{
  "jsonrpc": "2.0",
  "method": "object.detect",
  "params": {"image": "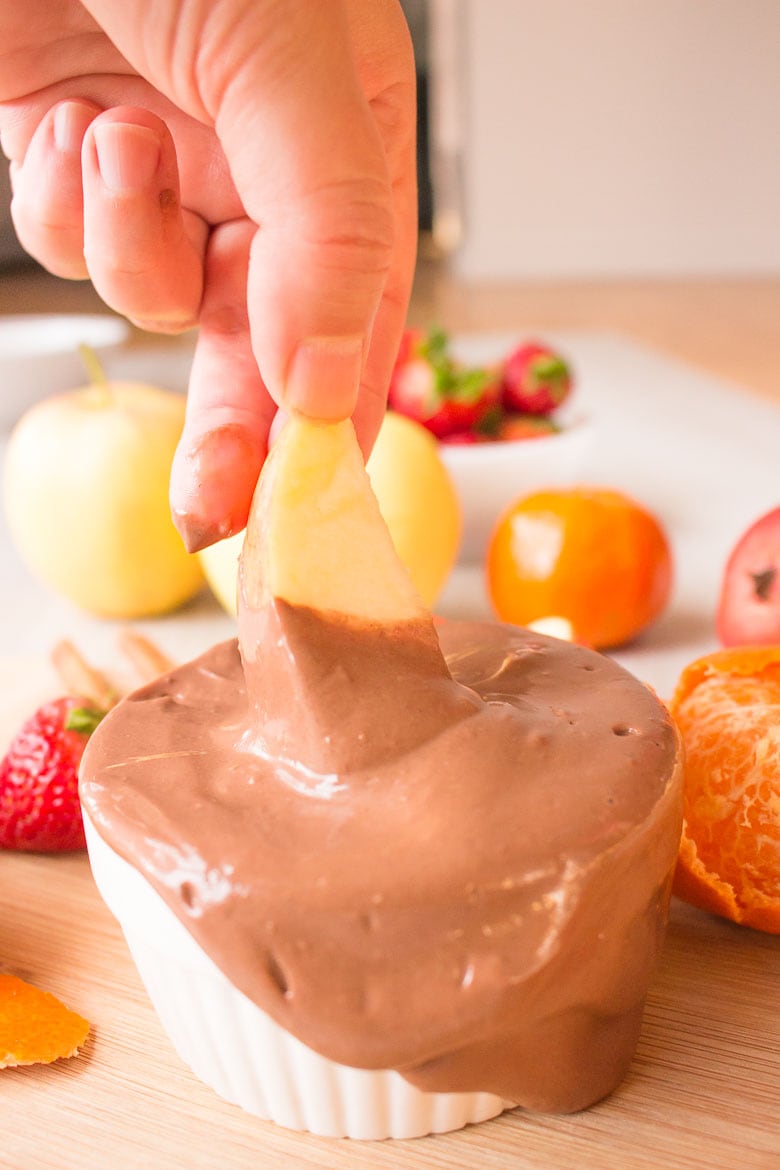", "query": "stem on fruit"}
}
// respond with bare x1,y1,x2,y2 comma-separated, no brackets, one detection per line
117,628,175,683
51,640,118,710
78,343,113,407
